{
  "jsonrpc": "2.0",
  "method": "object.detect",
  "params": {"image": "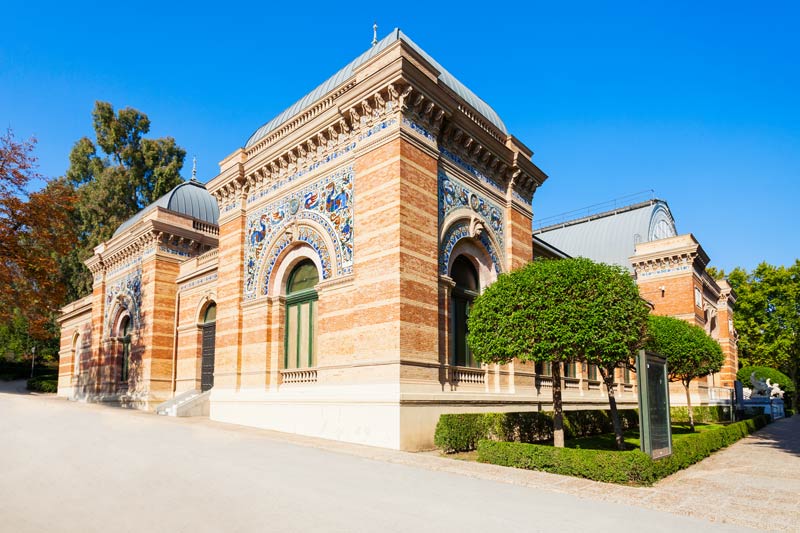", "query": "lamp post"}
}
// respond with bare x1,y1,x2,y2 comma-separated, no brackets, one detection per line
30,345,36,378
